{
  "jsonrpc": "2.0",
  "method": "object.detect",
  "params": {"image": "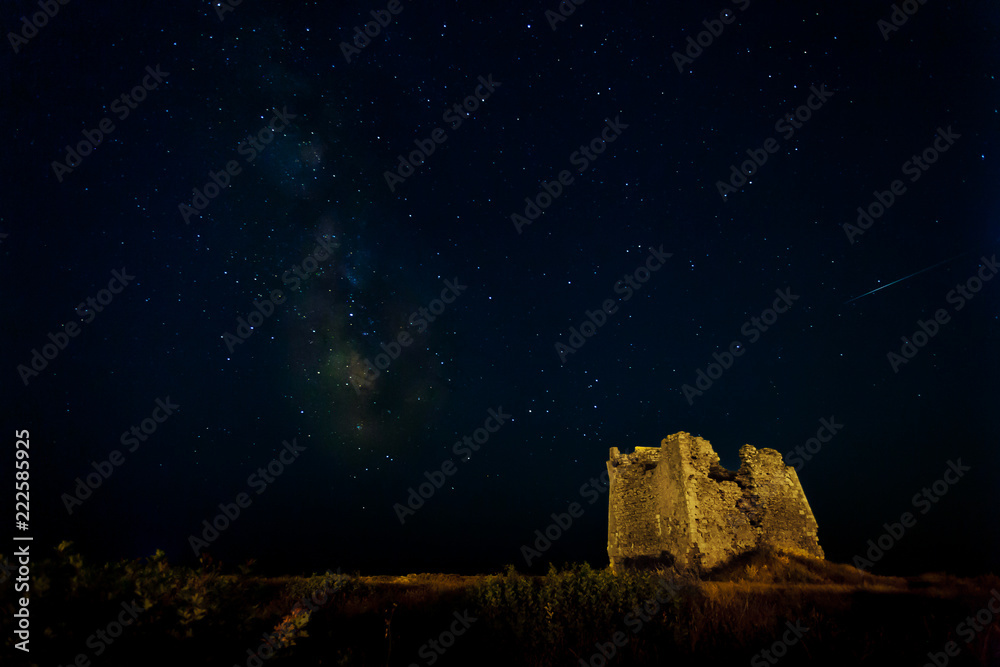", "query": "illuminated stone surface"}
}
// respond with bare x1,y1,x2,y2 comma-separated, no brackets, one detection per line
607,432,823,574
